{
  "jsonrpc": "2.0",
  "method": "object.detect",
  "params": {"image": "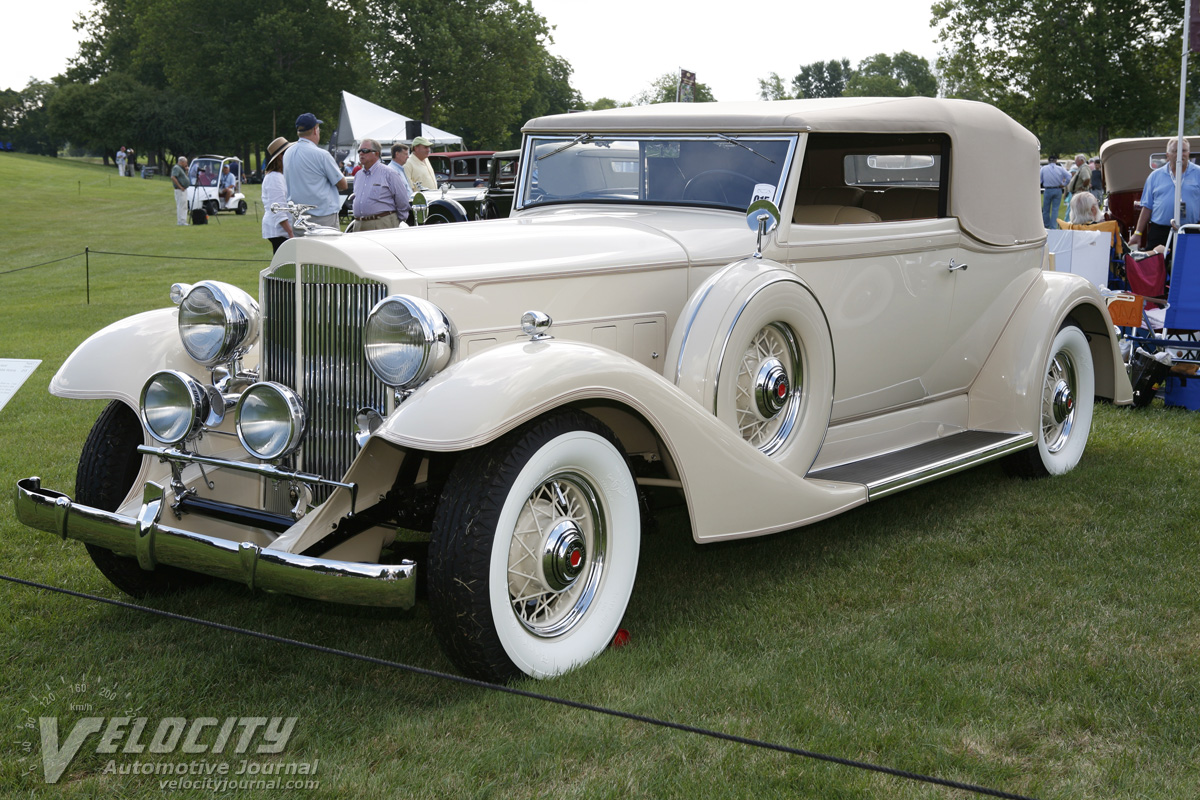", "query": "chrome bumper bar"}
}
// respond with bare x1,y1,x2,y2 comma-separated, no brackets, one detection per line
14,477,415,609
